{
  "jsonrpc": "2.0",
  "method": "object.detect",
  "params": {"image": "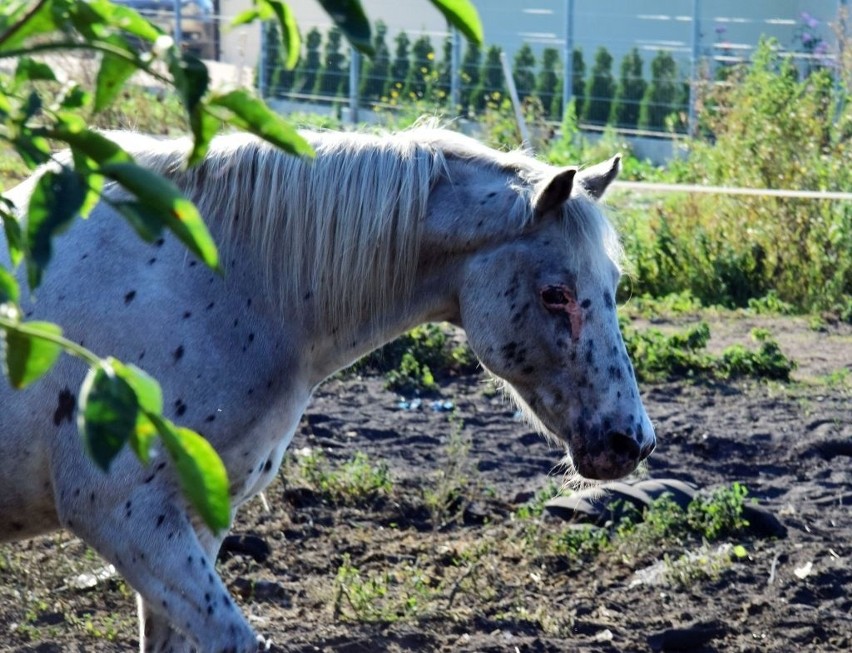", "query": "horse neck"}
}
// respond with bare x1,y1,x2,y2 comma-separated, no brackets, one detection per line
301,256,465,386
